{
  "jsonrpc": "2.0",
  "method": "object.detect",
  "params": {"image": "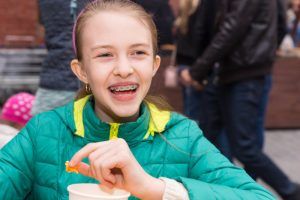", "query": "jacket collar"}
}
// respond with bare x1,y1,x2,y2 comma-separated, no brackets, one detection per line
70,95,171,146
